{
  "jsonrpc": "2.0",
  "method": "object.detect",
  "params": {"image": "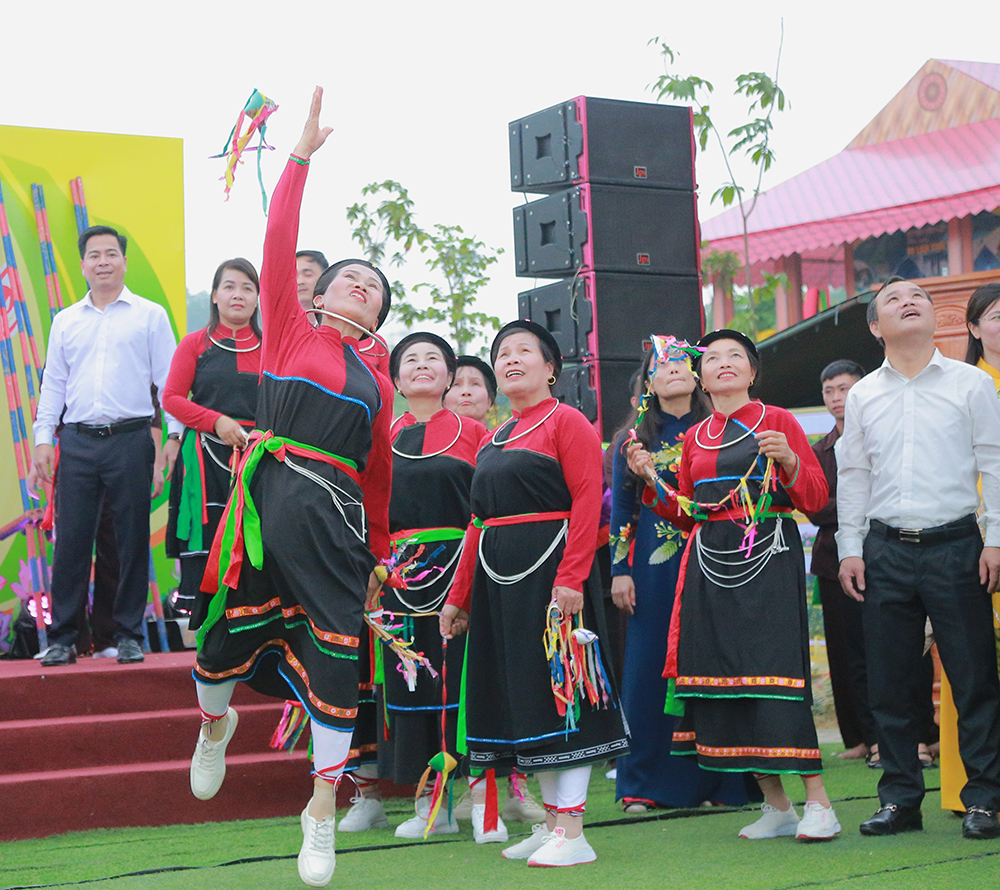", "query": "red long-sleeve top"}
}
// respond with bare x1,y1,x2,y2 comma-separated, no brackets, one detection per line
446,398,604,614
260,158,395,560
162,324,261,432
642,401,828,527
